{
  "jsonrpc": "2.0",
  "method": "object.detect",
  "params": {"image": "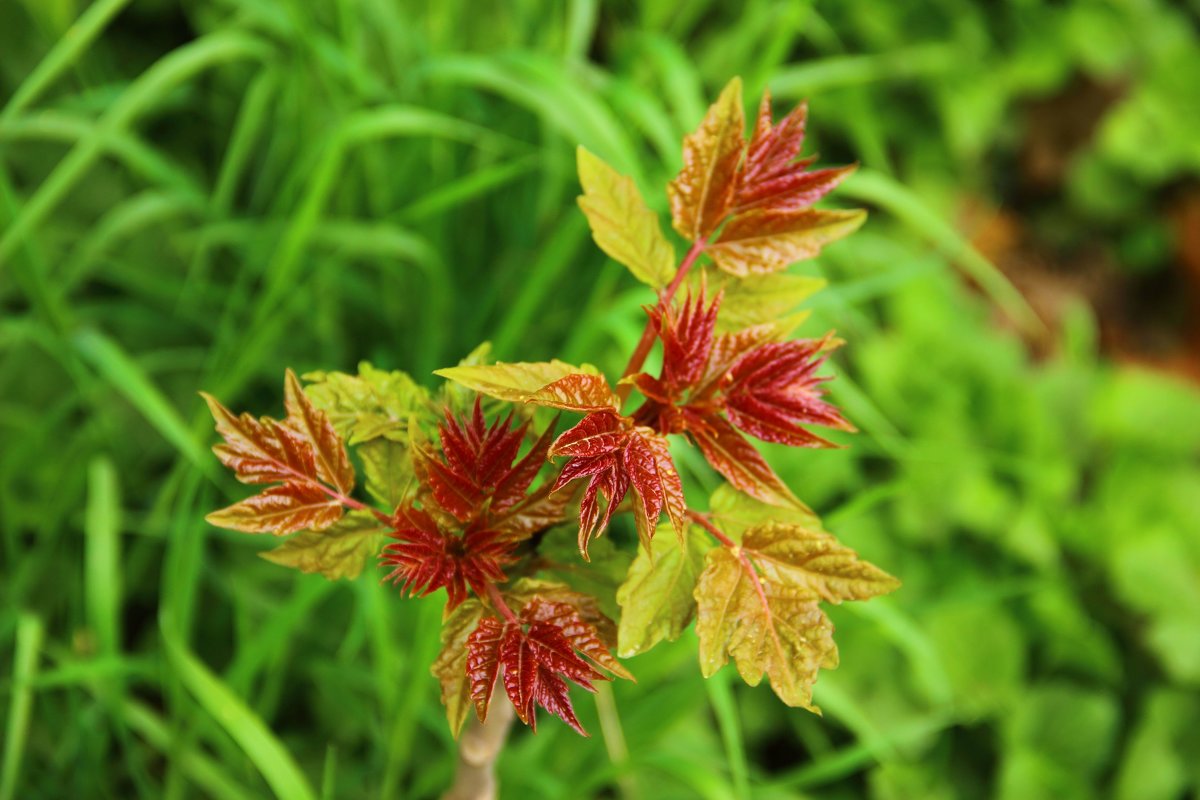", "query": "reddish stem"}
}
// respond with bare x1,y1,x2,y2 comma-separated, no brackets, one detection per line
485,582,519,624
616,239,707,403
686,509,736,548
687,510,786,659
